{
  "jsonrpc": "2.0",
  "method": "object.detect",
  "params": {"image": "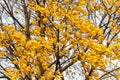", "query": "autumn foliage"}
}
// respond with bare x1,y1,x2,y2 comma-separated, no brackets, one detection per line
0,0,120,80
